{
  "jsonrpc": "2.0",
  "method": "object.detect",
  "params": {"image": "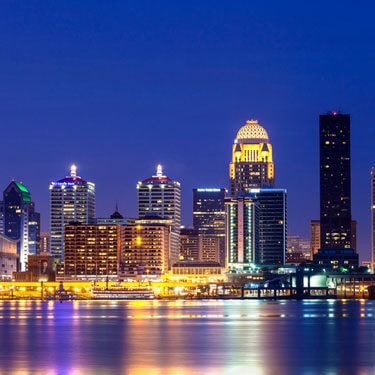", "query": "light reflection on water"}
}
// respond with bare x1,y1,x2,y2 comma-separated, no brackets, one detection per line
0,300,374,374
